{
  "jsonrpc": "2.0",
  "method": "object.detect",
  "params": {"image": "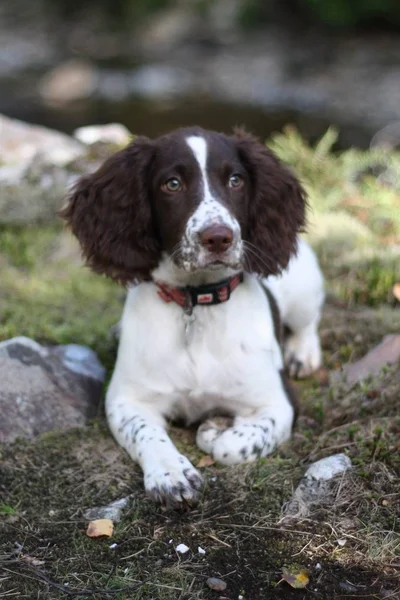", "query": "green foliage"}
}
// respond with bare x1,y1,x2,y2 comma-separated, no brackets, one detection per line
0,225,121,372
304,0,400,28
268,126,400,306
